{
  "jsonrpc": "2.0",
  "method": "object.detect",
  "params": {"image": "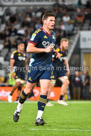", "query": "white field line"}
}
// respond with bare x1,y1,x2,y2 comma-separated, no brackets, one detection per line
29,128,91,132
